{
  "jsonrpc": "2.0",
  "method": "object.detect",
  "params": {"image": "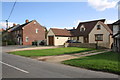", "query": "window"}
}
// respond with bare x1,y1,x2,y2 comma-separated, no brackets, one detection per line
34,22,36,24
97,25,101,30
26,37,29,42
36,29,38,33
80,27,85,31
95,34,103,41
